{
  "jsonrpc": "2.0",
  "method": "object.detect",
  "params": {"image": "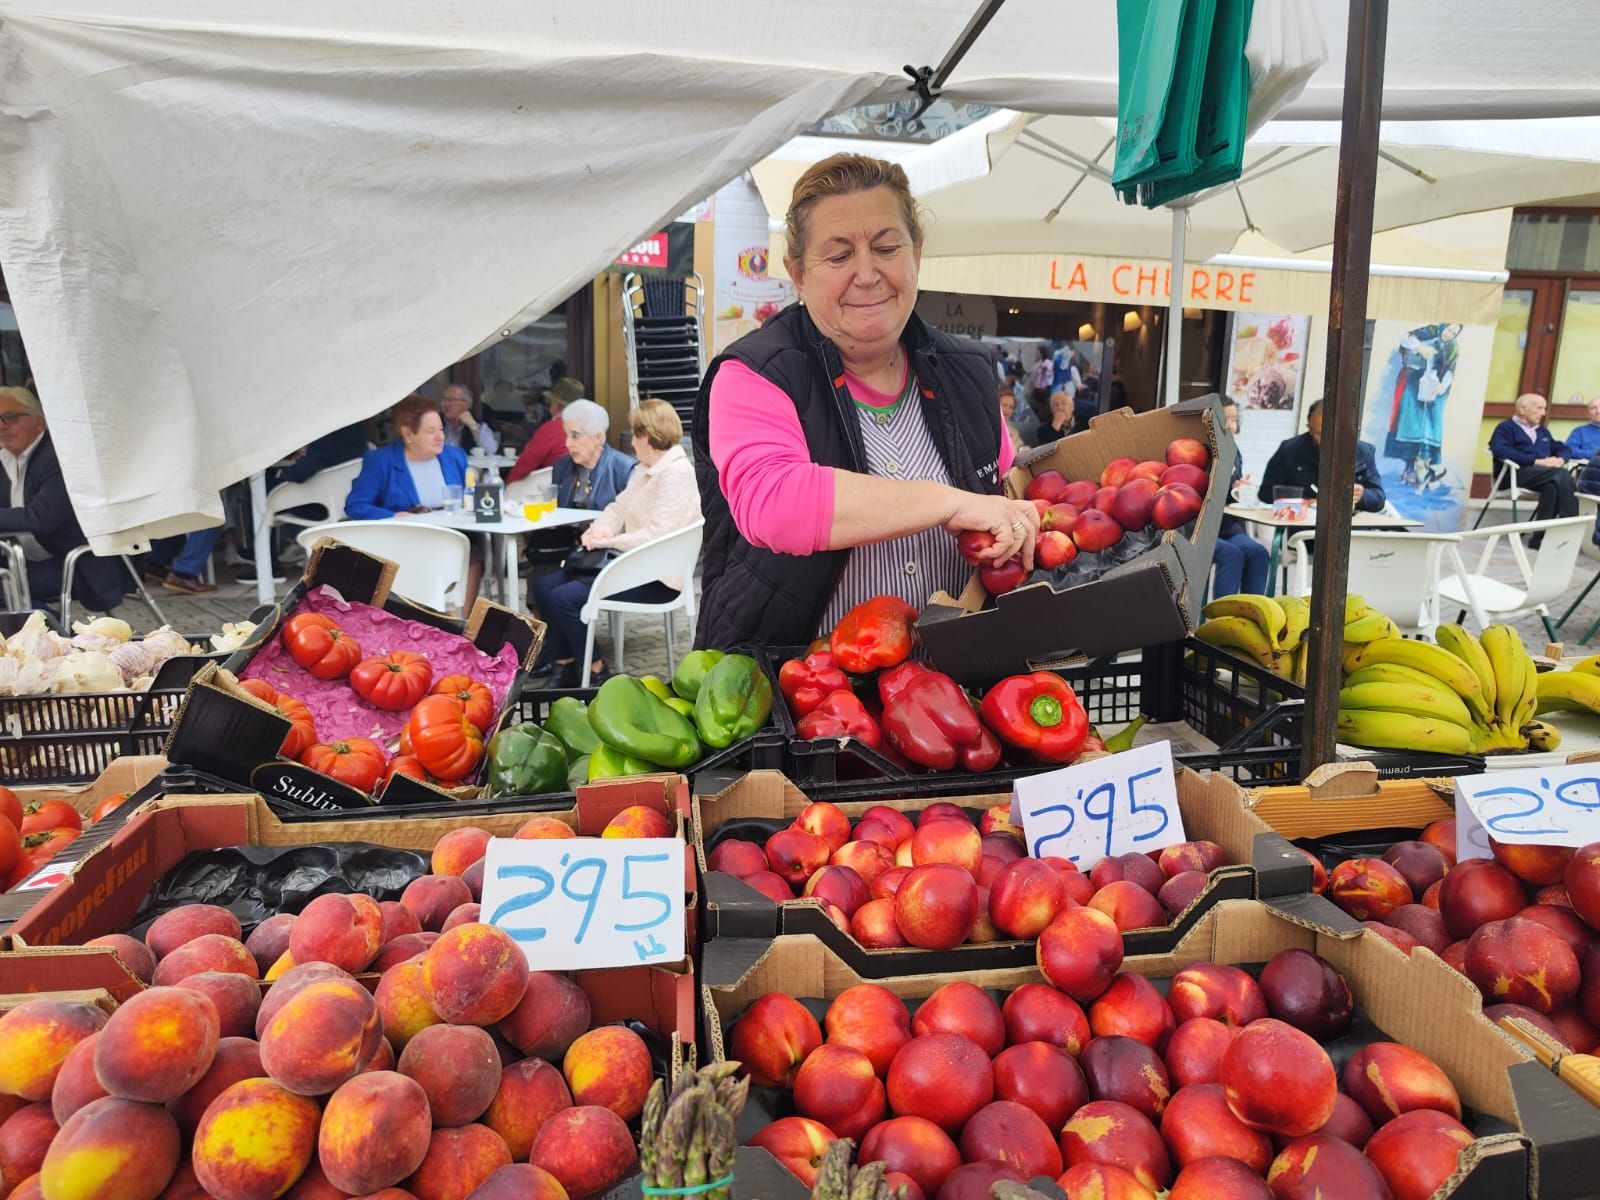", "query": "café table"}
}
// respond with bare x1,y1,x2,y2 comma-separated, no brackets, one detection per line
1223,505,1424,597
401,506,595,607
467,452,518,474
